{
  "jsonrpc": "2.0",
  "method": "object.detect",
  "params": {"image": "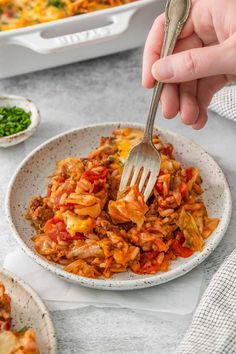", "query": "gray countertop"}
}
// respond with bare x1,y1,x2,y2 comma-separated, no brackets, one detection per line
0,47,236,353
